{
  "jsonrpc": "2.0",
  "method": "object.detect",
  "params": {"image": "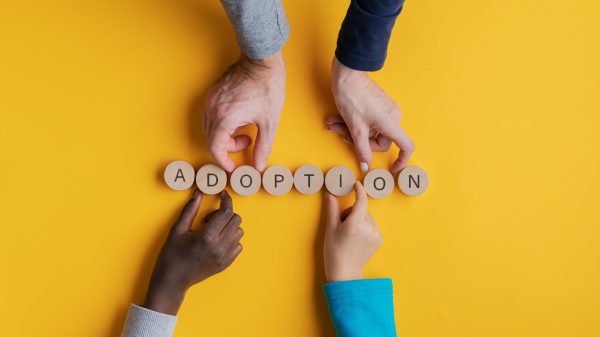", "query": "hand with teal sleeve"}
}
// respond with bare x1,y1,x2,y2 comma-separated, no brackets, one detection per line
323,182,397,337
